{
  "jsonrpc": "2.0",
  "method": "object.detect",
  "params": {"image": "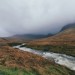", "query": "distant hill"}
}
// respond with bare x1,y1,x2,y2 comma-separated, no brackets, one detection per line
8,23,75,40
28,23,75,46
13,34,53,40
